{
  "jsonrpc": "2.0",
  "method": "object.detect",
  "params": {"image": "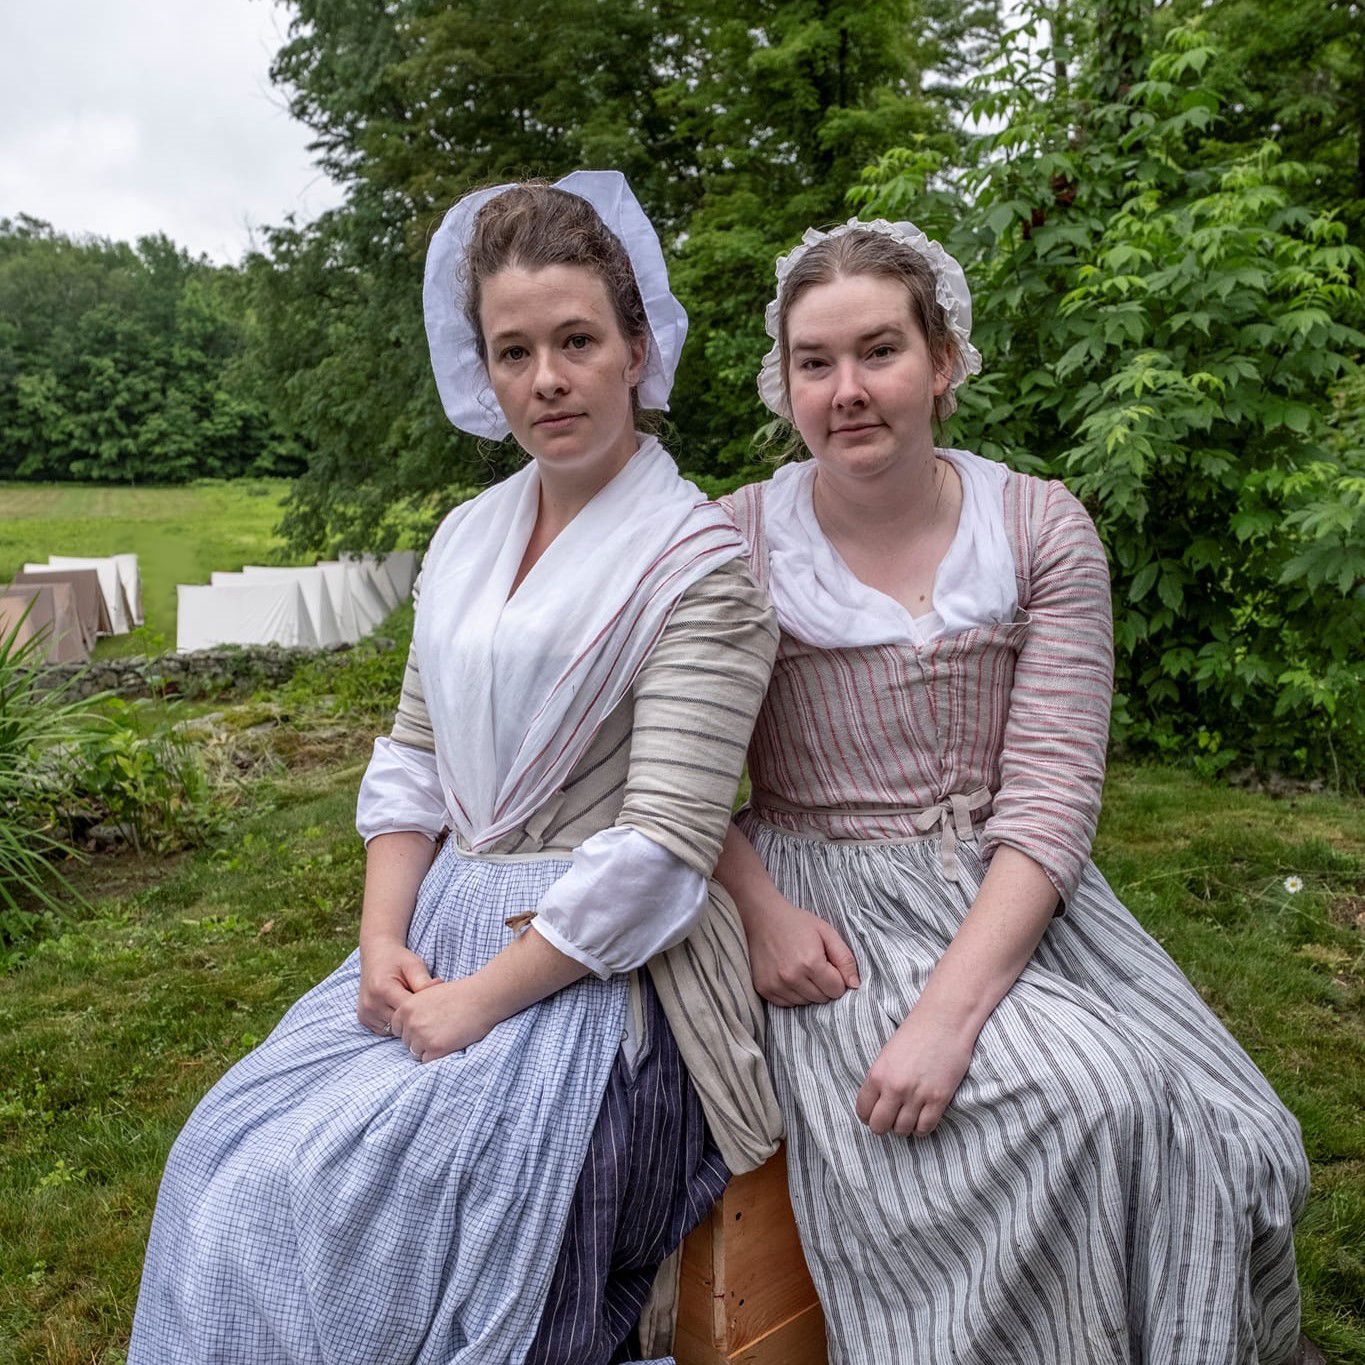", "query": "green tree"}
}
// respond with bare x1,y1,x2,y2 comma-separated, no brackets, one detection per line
254,0,978,546
854,10,1365,780
1160,0,1365,242
0,219,299,484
